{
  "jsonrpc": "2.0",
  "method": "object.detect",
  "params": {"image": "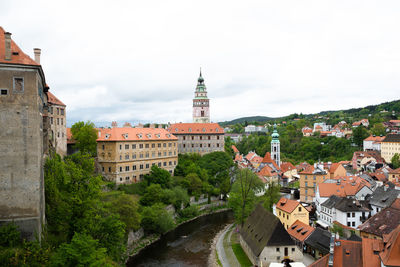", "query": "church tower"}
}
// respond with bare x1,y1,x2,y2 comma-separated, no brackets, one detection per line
271,124,280,167
192,70,210,123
